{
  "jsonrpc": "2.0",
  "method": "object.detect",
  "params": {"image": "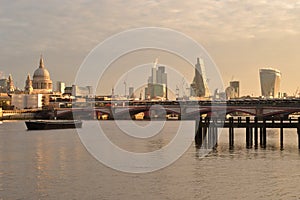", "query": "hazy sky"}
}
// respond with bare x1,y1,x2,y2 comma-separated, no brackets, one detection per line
0,0,300,96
